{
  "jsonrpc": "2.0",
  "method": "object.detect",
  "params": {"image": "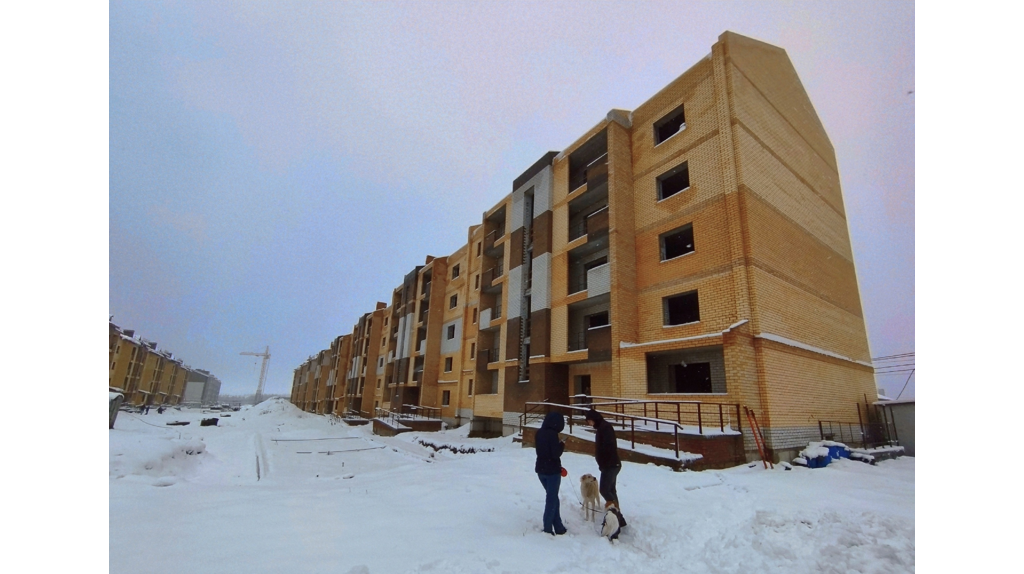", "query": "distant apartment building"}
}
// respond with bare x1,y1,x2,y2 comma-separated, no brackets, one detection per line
184,369,222,406
290,32,876,460
109,321,214,406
